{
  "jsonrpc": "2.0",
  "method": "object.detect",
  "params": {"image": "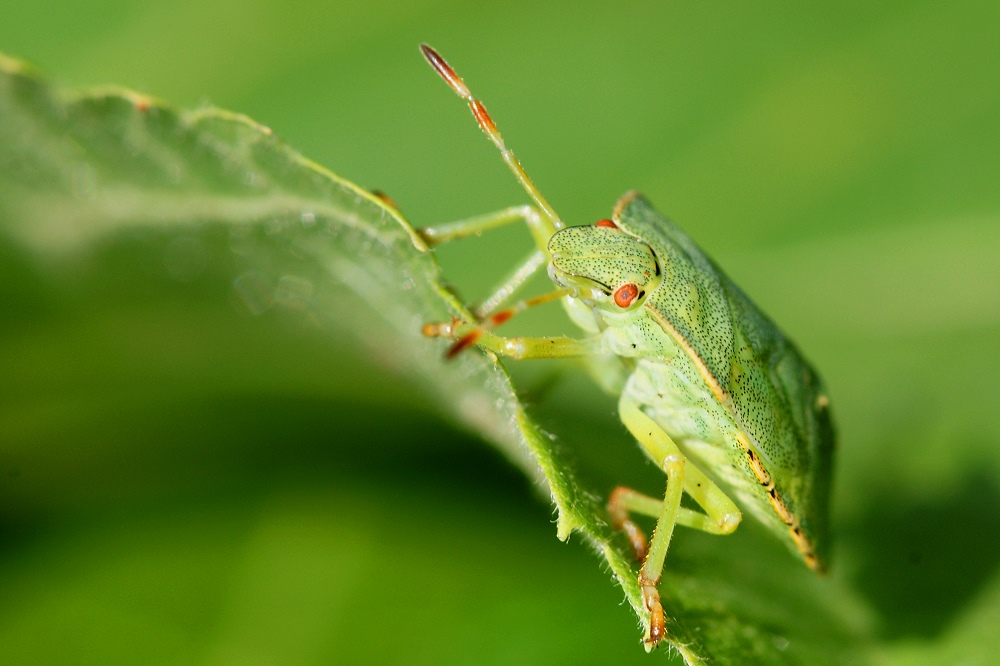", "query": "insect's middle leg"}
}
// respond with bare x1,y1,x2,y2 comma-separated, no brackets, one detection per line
474,248,546,319
419,206,557,320
424,318,598,359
